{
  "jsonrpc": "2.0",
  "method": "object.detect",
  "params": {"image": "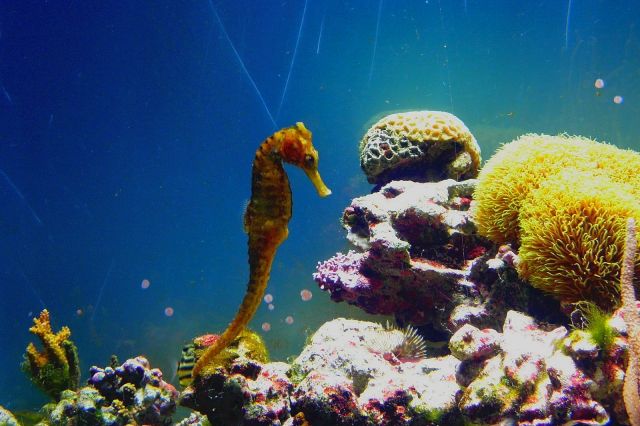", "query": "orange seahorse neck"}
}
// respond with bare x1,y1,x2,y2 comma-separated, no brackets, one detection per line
192,122,330,378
